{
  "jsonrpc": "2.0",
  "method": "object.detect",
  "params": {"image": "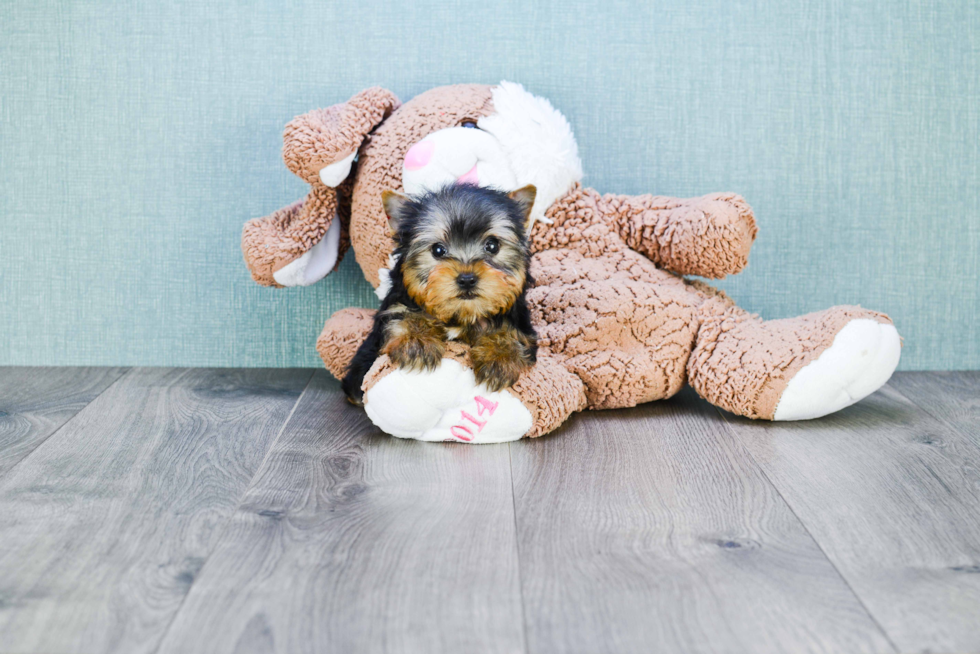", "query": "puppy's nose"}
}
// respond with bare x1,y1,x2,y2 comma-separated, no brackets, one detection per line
456,272,478,291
